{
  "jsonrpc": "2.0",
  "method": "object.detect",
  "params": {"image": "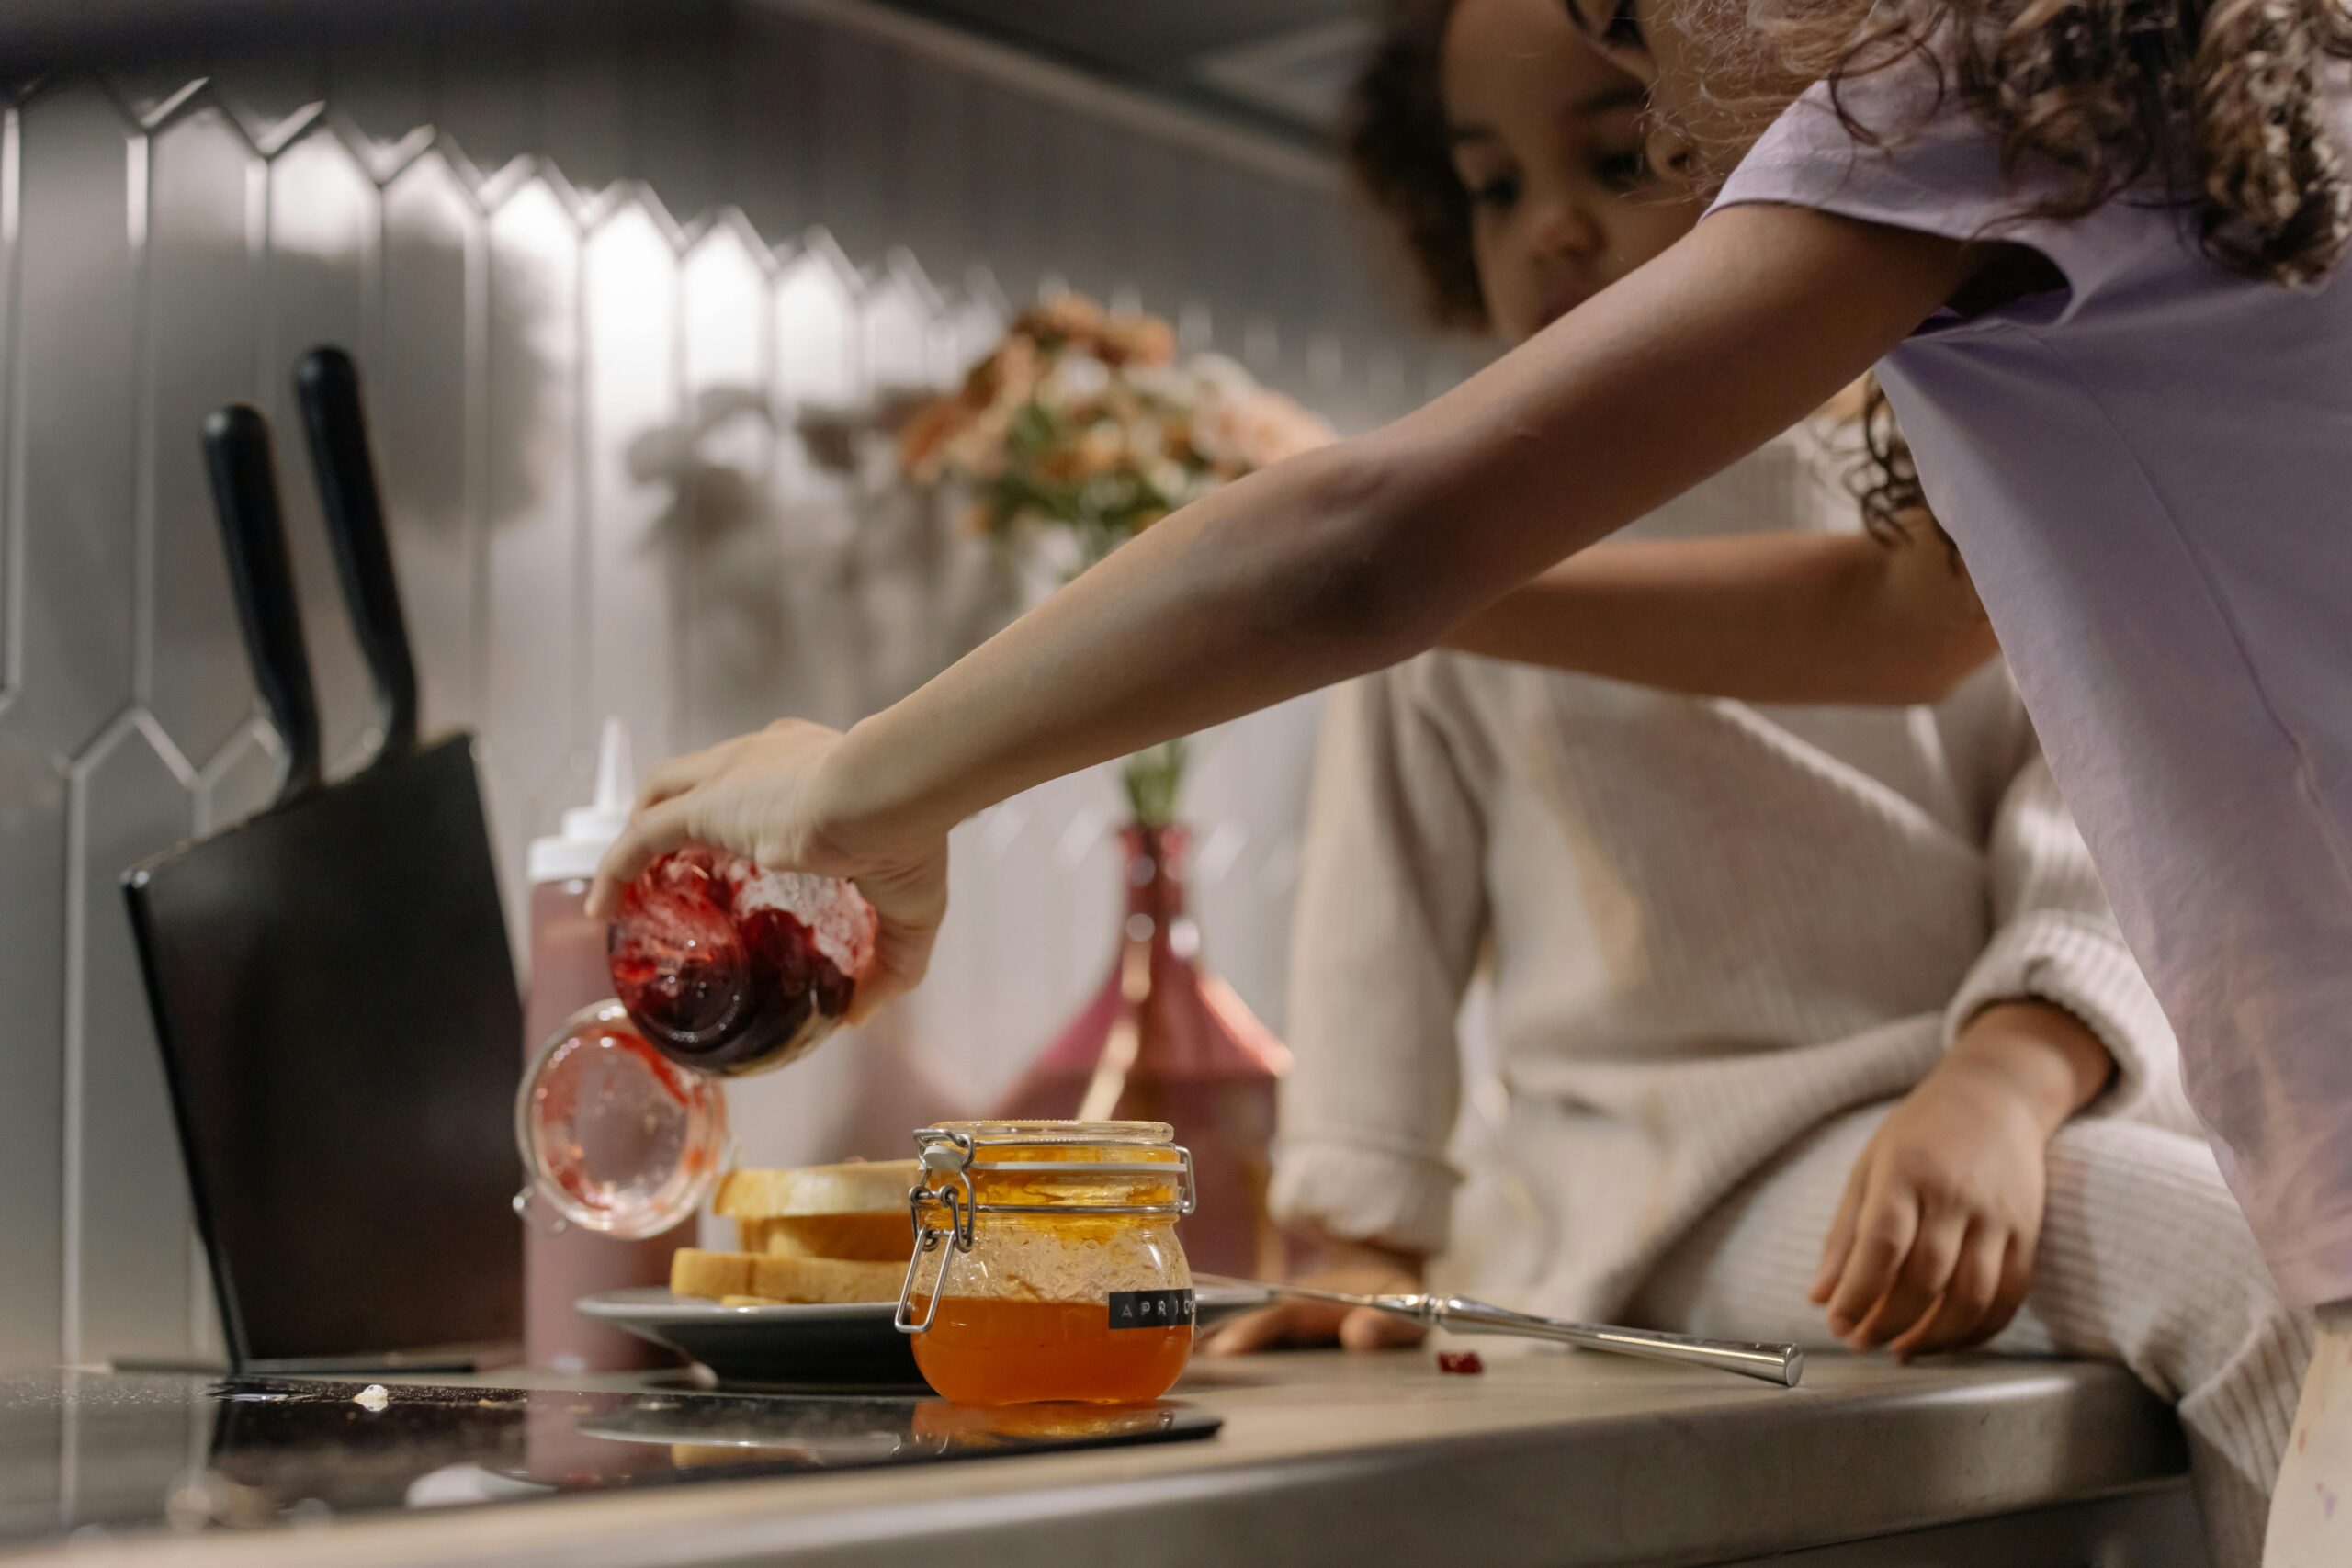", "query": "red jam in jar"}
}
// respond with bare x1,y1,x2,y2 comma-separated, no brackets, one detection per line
607,848,876,1076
